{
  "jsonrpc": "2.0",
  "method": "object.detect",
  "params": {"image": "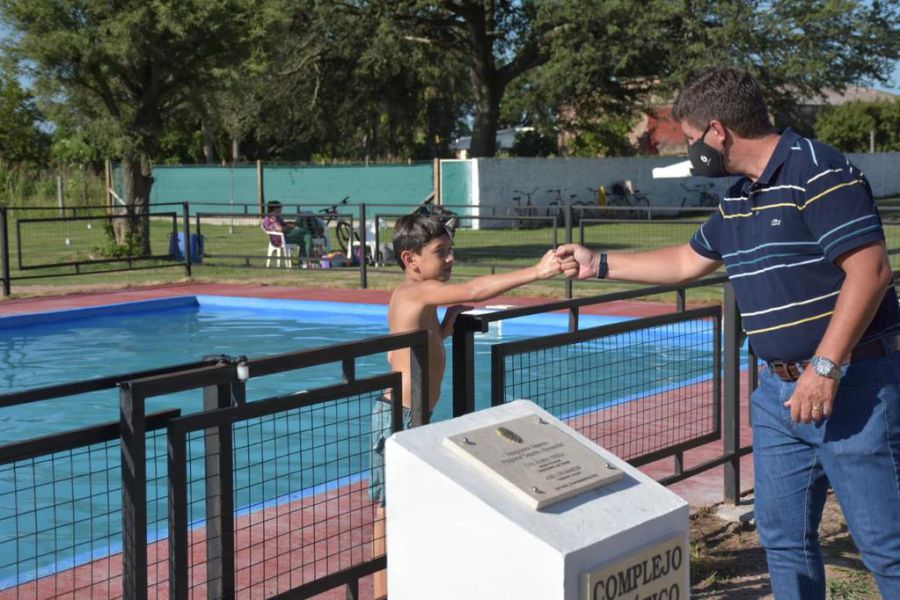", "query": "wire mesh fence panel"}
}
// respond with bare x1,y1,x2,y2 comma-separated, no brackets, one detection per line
171,384,395,599
493,309,720,466
578,218,708,254
5,206,186,281
0,418,173,600
0,441,122,600
197,209,356,269
146,428,174,597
